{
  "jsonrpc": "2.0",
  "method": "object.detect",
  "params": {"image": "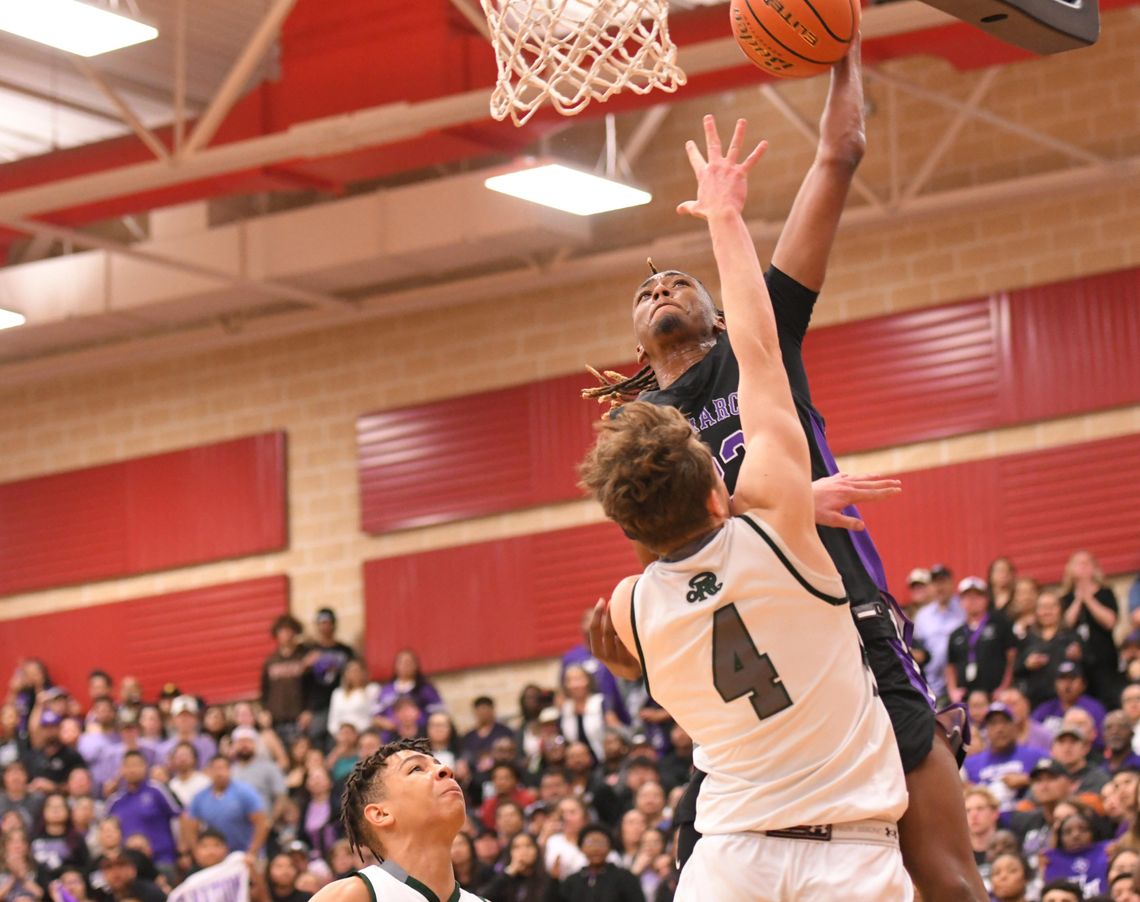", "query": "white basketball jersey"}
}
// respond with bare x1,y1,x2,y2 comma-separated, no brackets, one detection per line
628,514,907,835
356,862,485,902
